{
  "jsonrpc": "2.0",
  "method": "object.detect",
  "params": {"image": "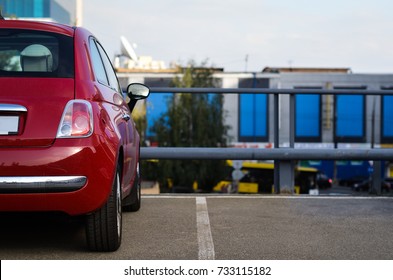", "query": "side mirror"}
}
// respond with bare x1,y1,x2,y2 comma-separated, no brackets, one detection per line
127,83,150,100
